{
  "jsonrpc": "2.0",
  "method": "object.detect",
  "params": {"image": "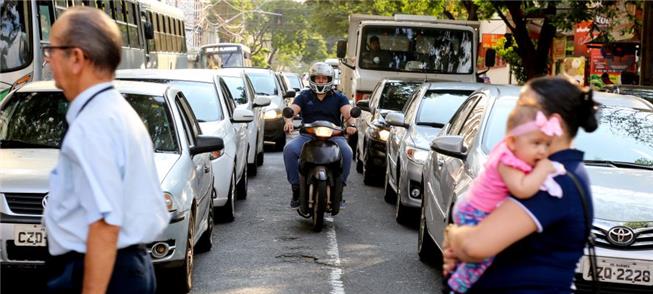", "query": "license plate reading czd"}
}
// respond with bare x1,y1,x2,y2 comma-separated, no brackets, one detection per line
13,224,47,247
582,256,653,286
